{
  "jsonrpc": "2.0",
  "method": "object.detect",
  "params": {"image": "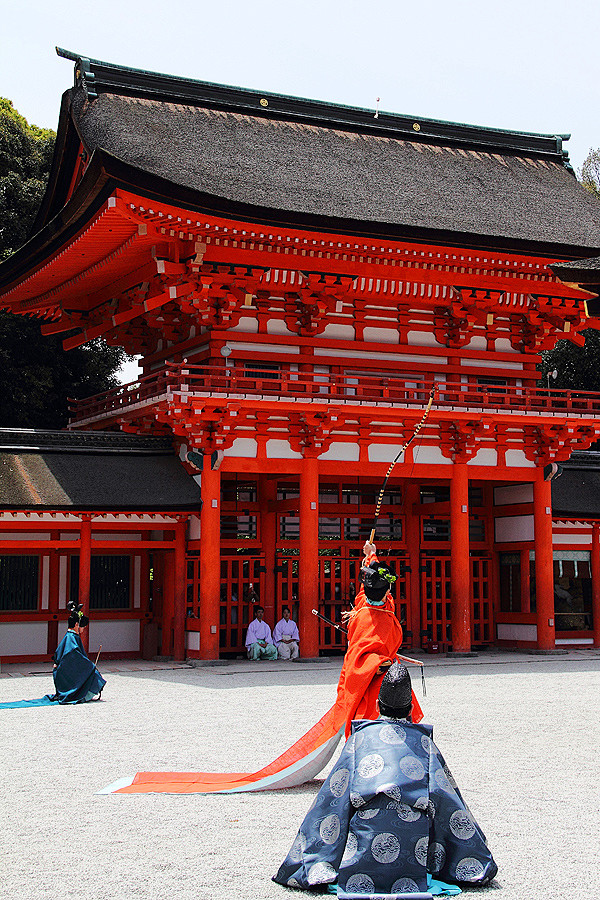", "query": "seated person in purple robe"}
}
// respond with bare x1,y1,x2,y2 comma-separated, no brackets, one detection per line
273,662,497,897
245,606,278,660
273,606,300,659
